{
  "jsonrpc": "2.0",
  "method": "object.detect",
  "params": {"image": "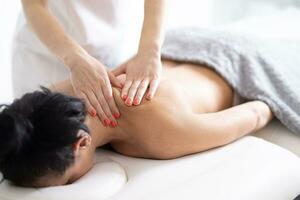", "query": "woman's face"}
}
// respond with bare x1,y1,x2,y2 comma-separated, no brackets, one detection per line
33,134,95,187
